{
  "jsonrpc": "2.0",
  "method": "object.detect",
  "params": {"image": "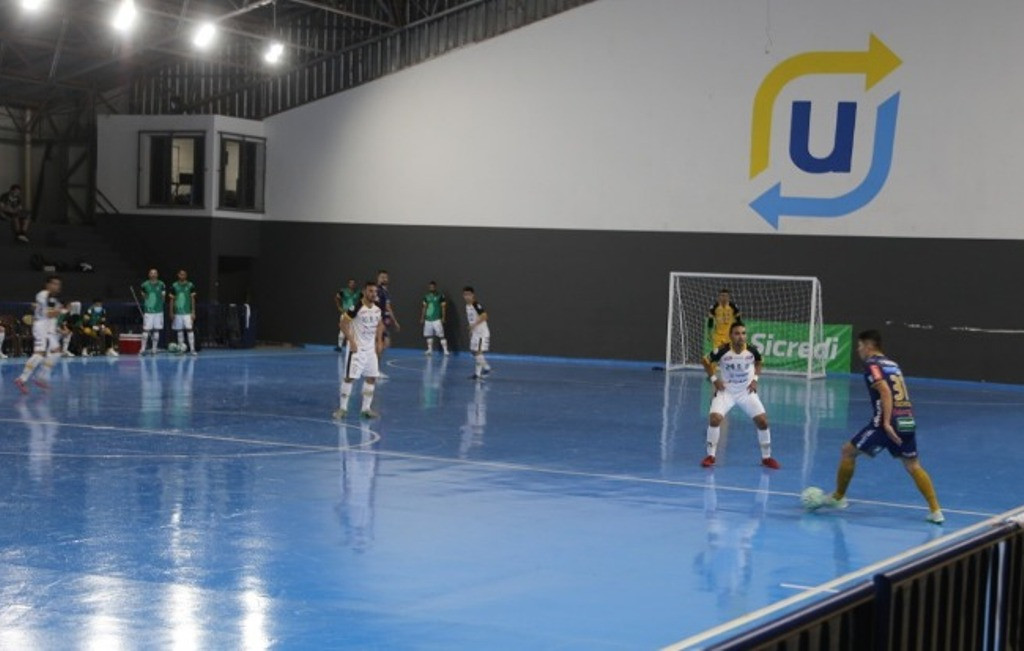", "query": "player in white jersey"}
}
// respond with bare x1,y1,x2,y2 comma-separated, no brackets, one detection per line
14,276,65,394
335,281,385,419
700,322,780,470
463,286,492,380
